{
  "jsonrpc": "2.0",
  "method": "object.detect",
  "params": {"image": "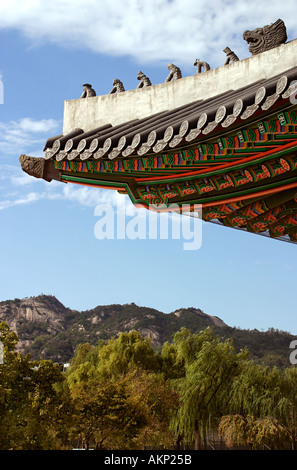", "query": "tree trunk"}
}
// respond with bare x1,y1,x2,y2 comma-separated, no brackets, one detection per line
175,435,183,450
194,421,201,450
